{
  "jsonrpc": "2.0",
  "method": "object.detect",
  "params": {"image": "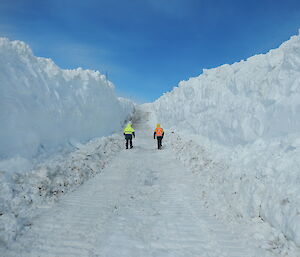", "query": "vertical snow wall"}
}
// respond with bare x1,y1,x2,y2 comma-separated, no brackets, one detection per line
0,38,134,161
151,32,300,145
